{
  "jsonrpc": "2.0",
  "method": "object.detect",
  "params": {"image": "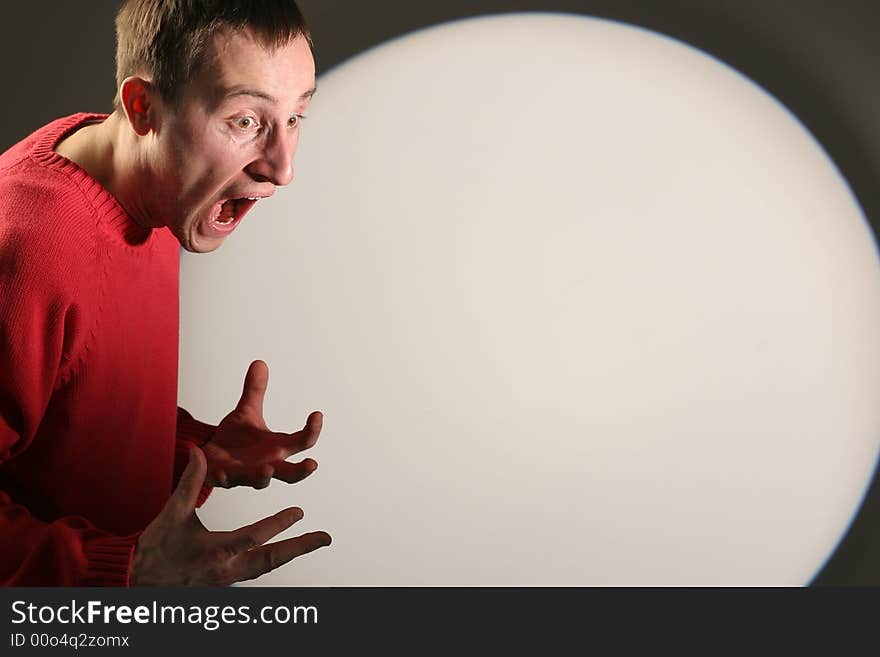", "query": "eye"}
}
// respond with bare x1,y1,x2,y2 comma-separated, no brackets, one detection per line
288,114,305,128
233,116,260,131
